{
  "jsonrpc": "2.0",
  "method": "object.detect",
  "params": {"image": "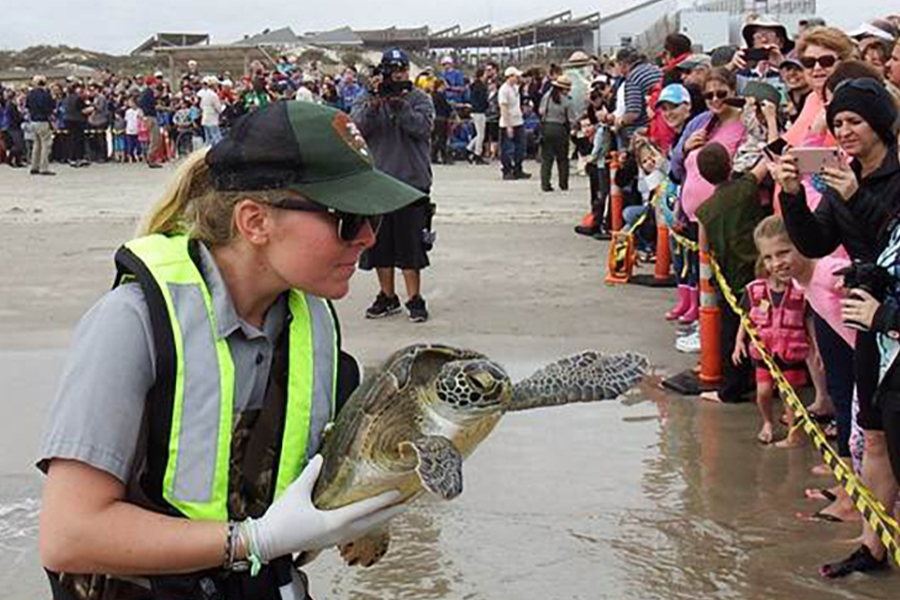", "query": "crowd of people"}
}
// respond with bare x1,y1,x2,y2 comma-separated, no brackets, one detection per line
572,13,900,580
8,9,900,585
